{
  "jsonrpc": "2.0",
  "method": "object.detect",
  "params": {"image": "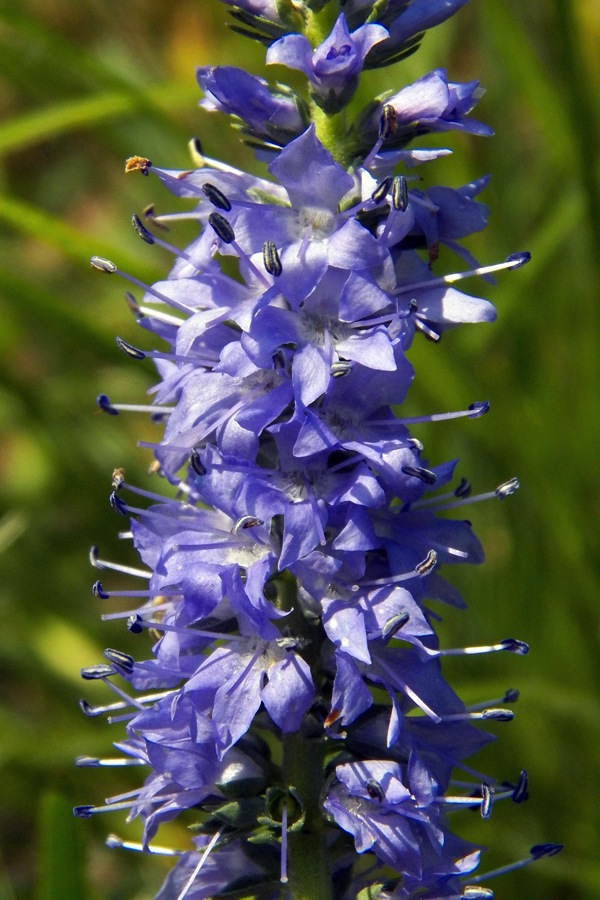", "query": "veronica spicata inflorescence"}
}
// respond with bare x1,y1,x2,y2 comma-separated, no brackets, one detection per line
75,2,562,899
